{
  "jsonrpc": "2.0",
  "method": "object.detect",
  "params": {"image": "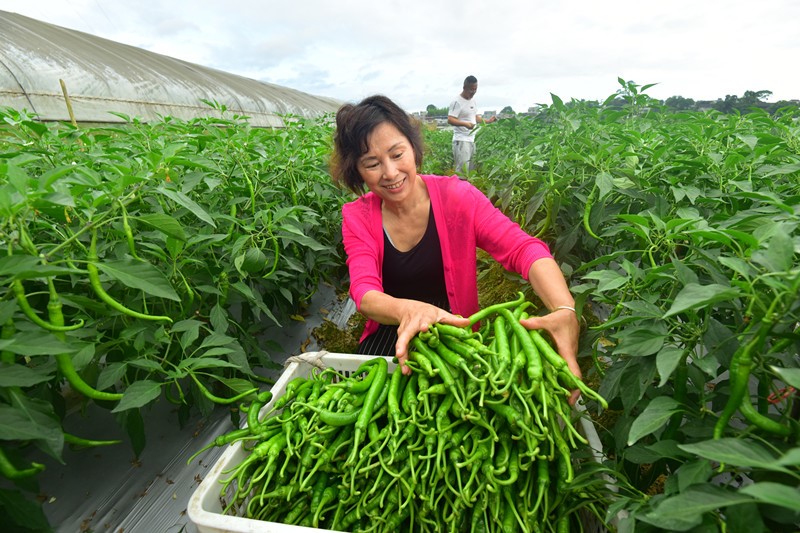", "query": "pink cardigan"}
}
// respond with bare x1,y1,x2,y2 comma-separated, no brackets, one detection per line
342,174,553,342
